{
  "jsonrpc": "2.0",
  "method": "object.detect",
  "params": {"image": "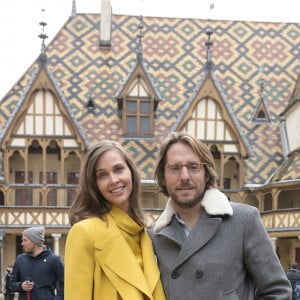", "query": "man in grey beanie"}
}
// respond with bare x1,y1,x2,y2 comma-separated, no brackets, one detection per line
22,226,45,247
10,226,64,300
